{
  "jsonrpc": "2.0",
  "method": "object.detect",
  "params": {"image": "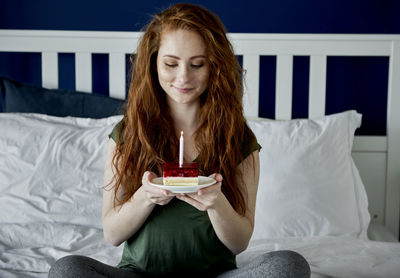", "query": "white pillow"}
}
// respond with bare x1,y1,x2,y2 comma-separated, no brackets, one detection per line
248,111,370,240
0,113,122,229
